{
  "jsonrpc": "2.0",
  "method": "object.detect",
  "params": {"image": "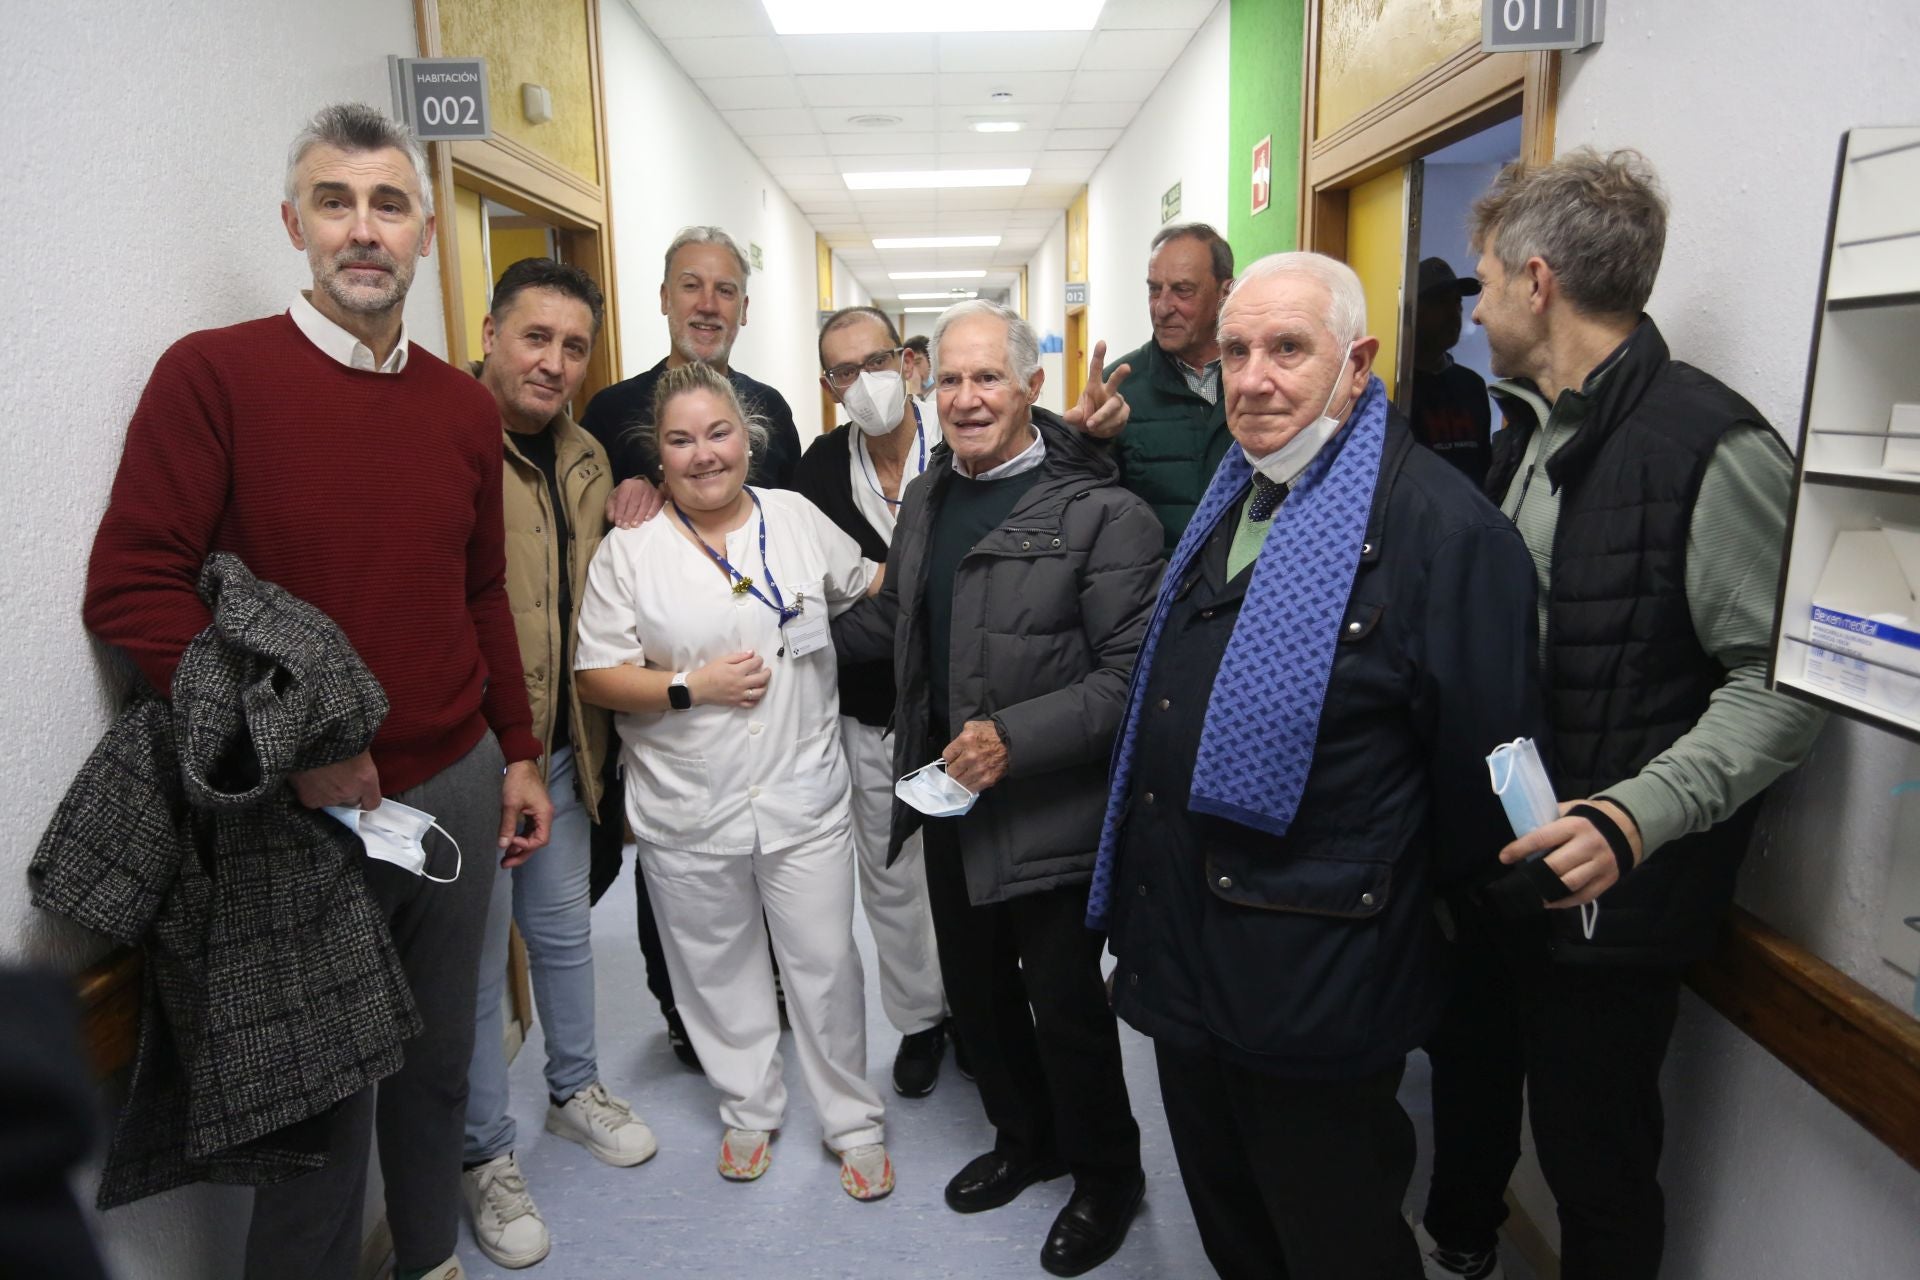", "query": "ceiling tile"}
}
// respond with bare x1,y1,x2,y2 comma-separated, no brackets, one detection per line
1065,70,1154,103
747,133,830,157
1050,100,1140,129
797,73,936,107
725,107,813,136
829,153,939,173
936,71,1075,106
624,0,774,39
930,133,1046,161
933,104,1060,133
782,34,937,74
1036,148,1107,168
662,36,789,78
1081,28,1187,72
762,155,842,176
1095,0,1220,29
698,76,805,111
826,131,939,156
935,32,1090,74
813,107,938,134
1043,128,1123,150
